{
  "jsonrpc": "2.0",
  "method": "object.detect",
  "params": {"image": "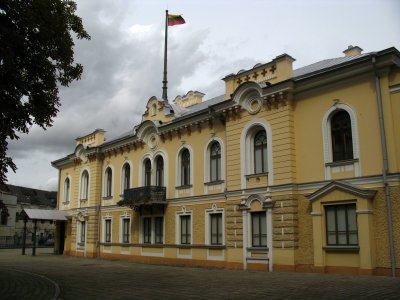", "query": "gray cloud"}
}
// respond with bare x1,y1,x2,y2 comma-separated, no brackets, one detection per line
6,0,400,189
